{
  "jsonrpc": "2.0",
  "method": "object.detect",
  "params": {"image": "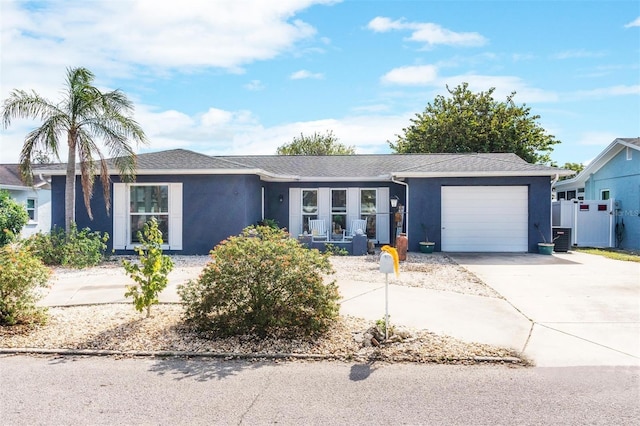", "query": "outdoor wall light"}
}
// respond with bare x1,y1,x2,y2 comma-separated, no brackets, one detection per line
278,194,284,203
390,195,399,208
